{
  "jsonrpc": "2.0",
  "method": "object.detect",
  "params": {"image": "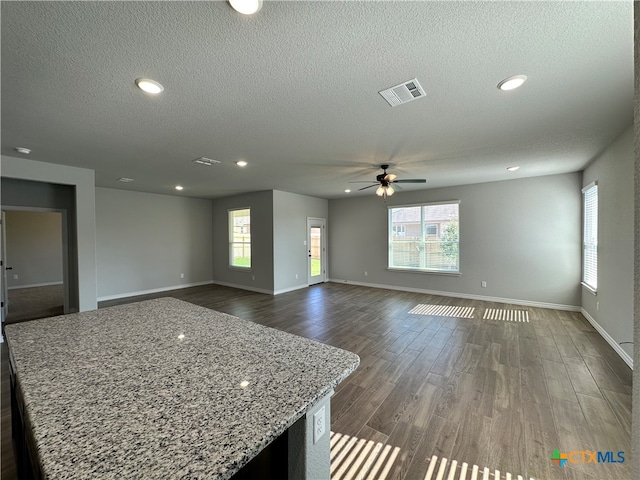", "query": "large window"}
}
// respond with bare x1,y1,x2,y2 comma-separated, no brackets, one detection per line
388,202,459,273
582,182,598,291
229,208,251,268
